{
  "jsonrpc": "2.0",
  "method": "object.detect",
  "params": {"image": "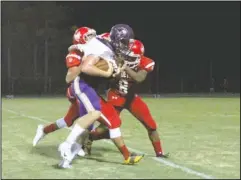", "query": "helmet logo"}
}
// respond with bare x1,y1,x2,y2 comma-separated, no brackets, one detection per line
116,27,127,38
74,31,81,41
141,46,144,54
